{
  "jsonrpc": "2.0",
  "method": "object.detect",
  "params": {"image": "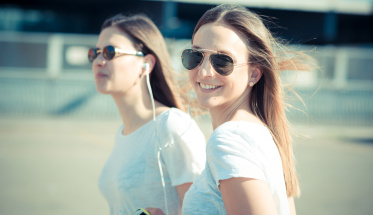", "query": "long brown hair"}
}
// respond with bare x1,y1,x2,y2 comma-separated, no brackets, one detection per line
101,14,186,111
192,4,314,197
